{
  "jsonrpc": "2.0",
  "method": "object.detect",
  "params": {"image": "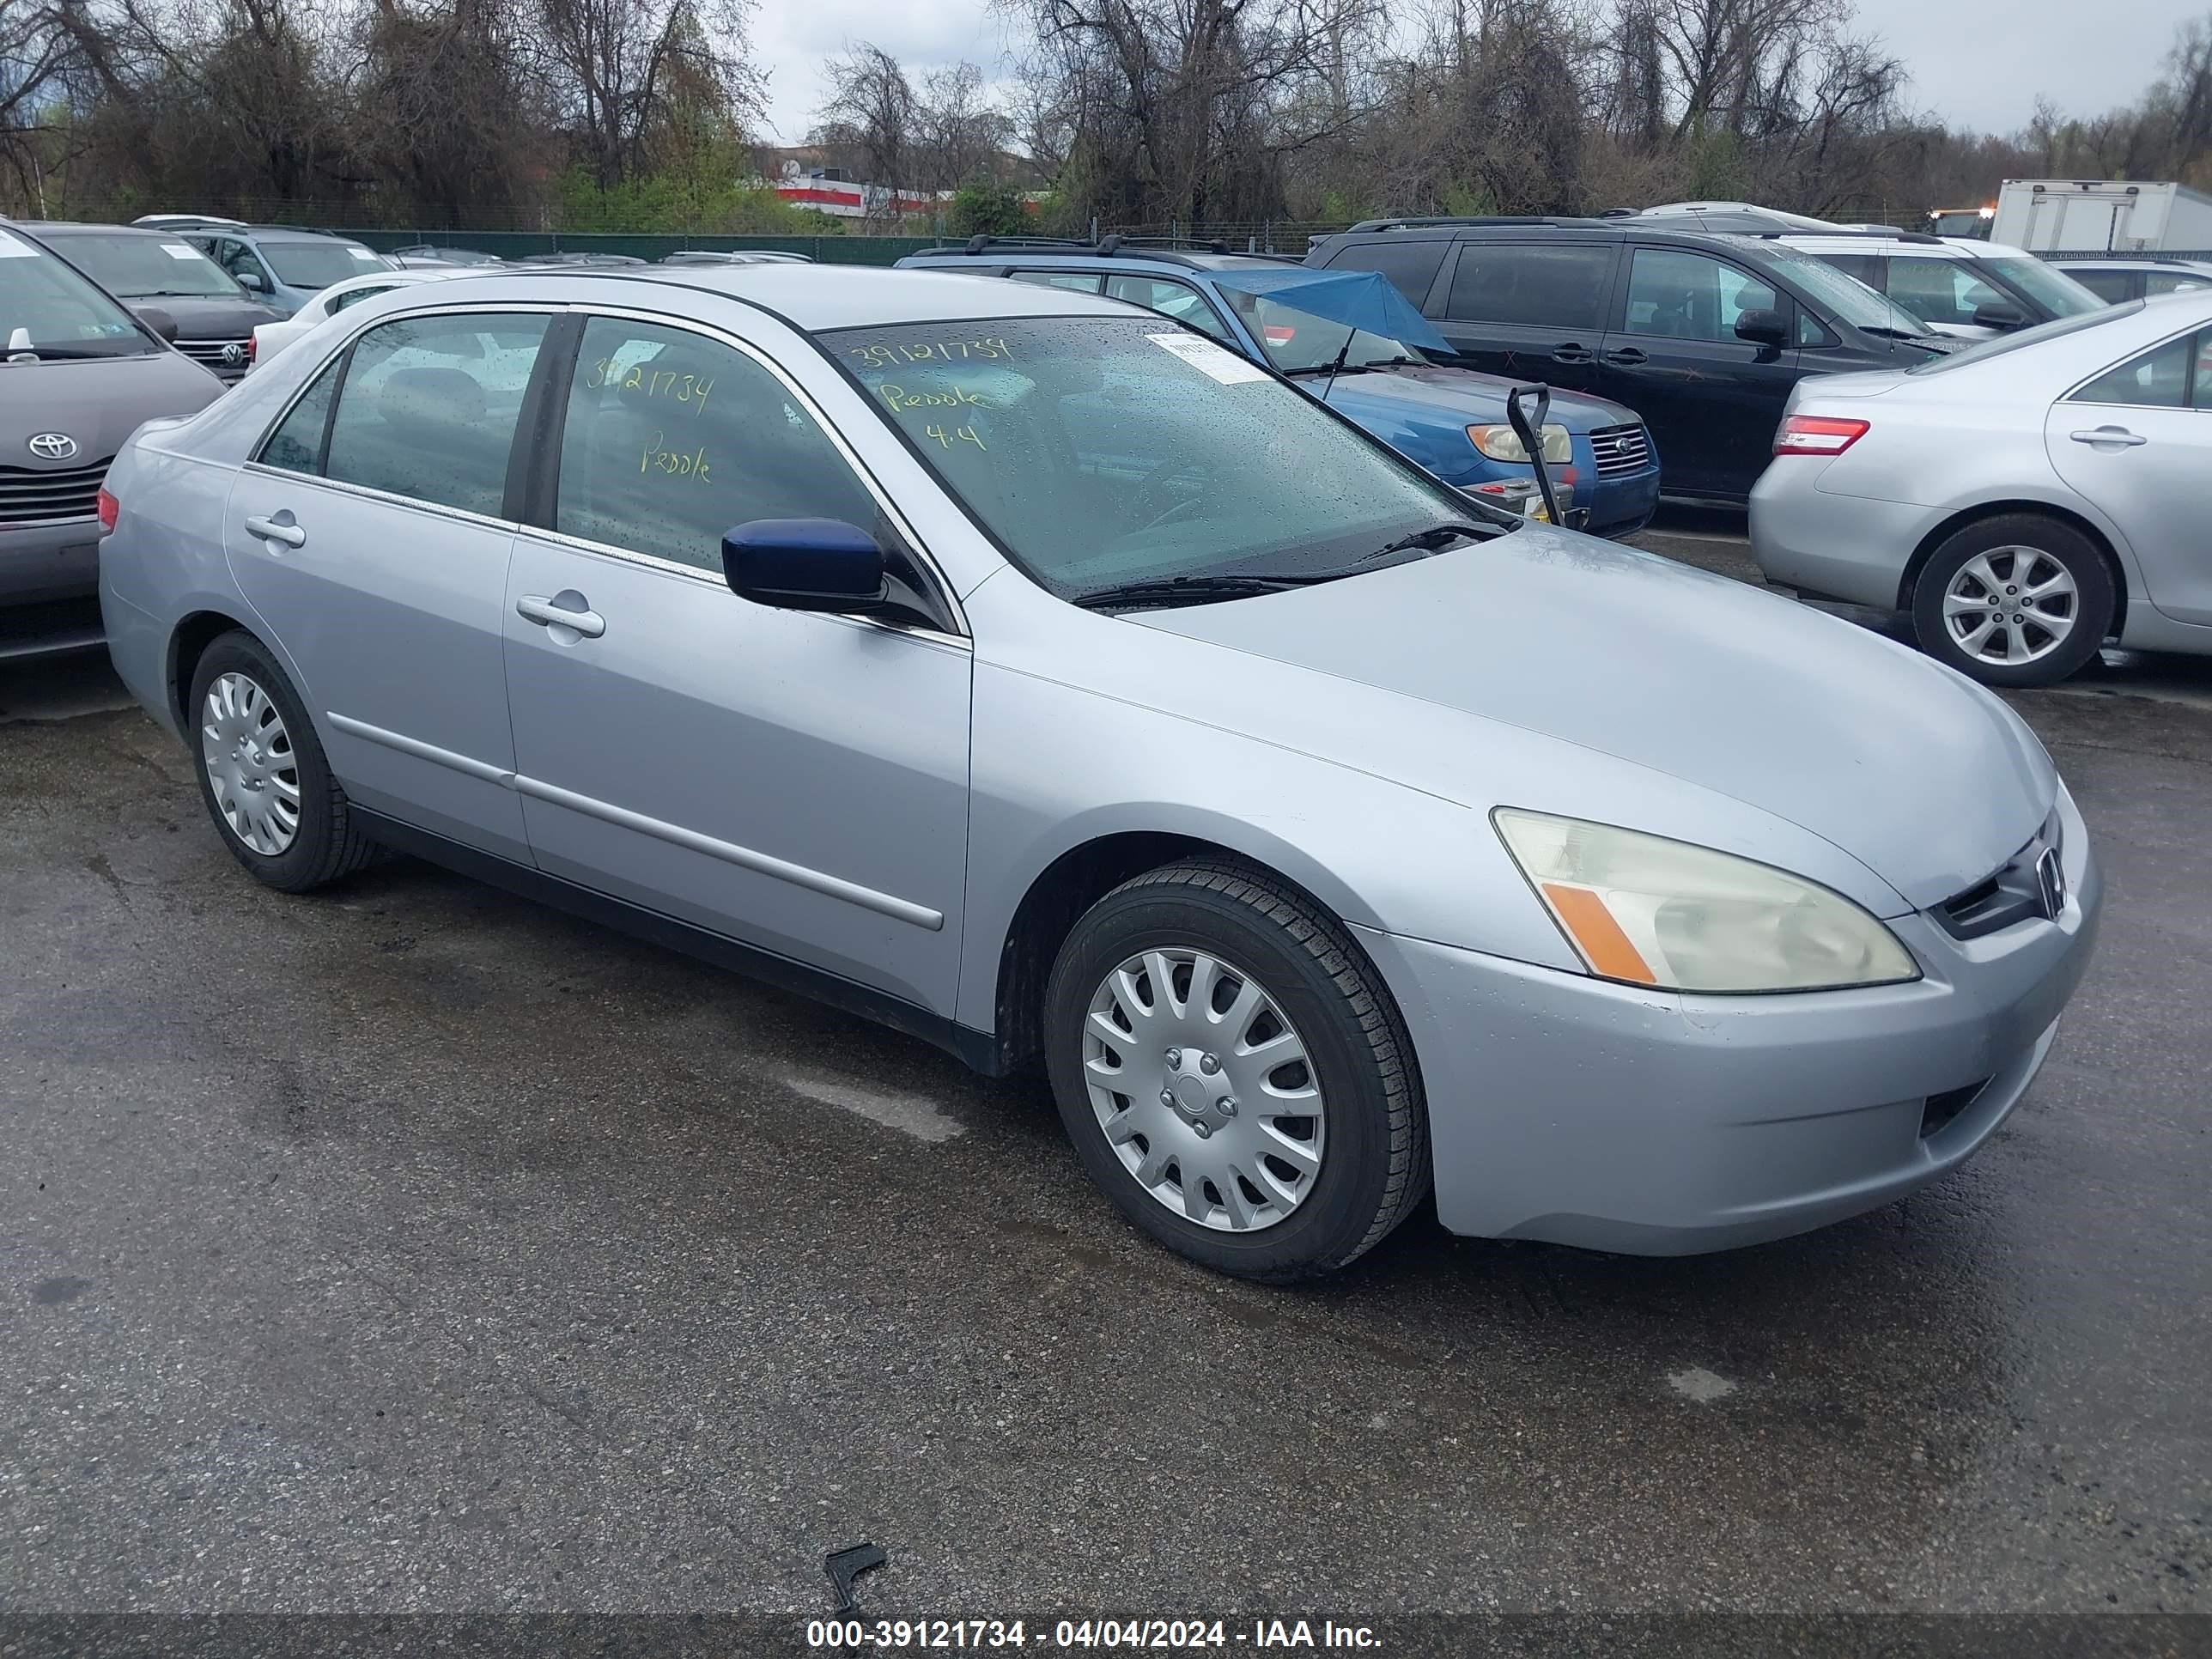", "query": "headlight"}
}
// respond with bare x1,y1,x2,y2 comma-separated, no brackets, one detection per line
1493,810,1920,993
1468,422,1572,465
